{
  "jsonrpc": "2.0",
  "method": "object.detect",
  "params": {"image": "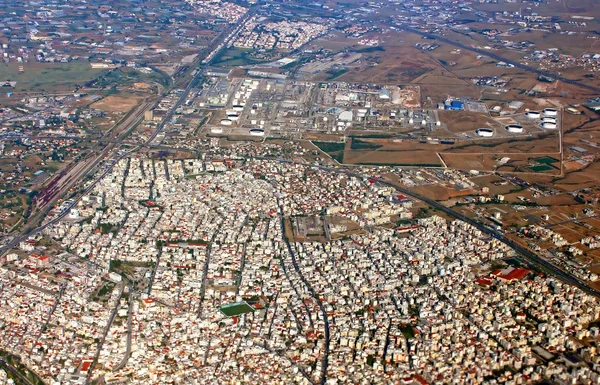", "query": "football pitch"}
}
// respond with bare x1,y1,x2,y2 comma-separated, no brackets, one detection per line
219,302,255,317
